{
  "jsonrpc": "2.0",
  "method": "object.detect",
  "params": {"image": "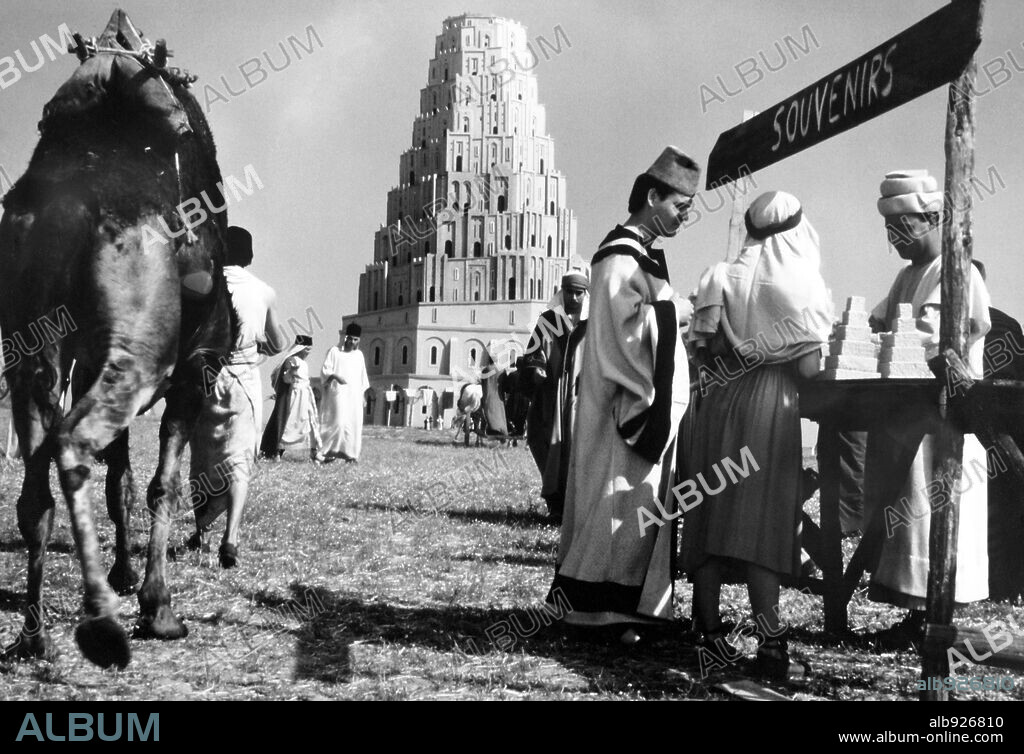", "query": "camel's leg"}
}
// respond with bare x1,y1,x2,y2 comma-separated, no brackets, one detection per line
136,382,201,640
56,352,159,669
4,372,60,662
102,430,139,595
